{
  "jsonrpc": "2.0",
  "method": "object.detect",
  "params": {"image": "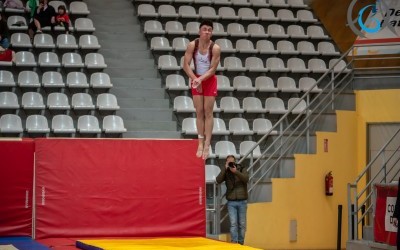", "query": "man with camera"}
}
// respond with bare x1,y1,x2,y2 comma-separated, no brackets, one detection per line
216,155,249,245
